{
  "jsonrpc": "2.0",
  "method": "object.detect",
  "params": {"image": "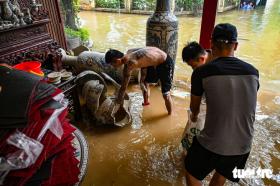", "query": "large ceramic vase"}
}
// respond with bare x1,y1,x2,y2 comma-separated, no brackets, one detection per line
146,0,178,62
61,49,139,83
